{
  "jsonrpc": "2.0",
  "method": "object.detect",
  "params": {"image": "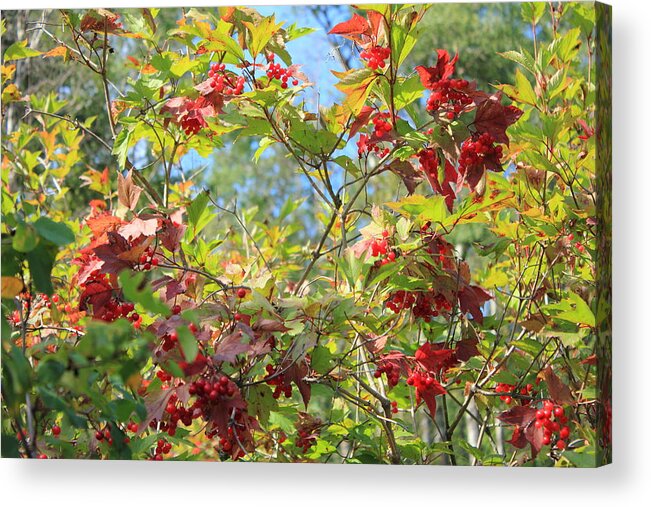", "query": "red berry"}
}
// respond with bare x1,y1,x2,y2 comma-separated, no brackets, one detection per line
52,425,61,436
172,305,182,315
556,439,566,450
236,288,247,299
